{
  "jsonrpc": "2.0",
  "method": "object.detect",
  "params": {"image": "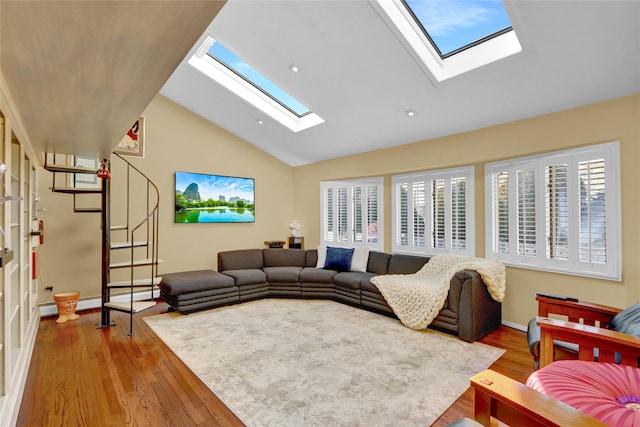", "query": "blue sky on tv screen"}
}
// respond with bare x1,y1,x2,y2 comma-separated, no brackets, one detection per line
208,42,311,116
404,0,512,55
176,172,254,203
